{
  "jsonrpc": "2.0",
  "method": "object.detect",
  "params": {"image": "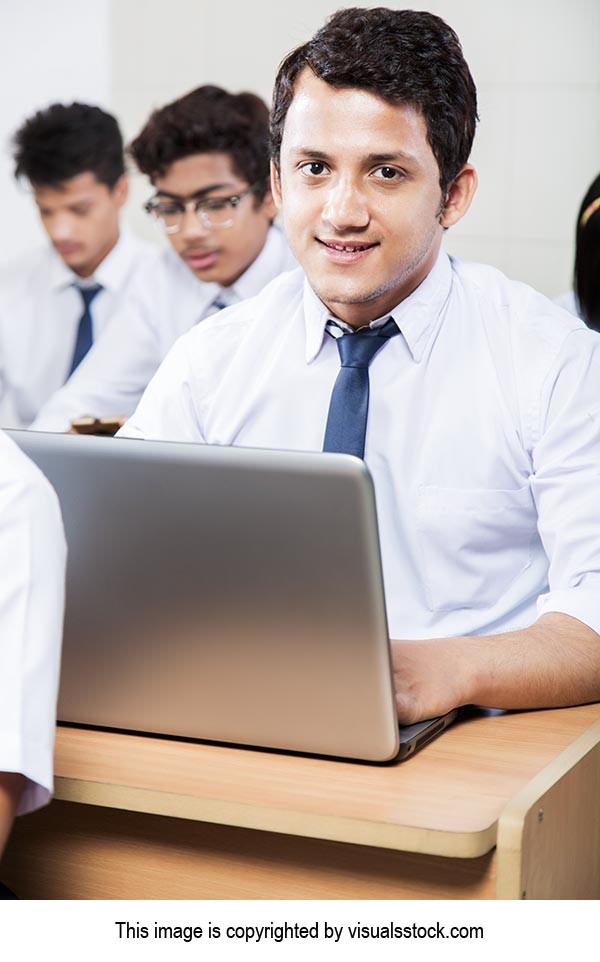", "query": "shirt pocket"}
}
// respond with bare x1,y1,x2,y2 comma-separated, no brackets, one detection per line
415,484,537,612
